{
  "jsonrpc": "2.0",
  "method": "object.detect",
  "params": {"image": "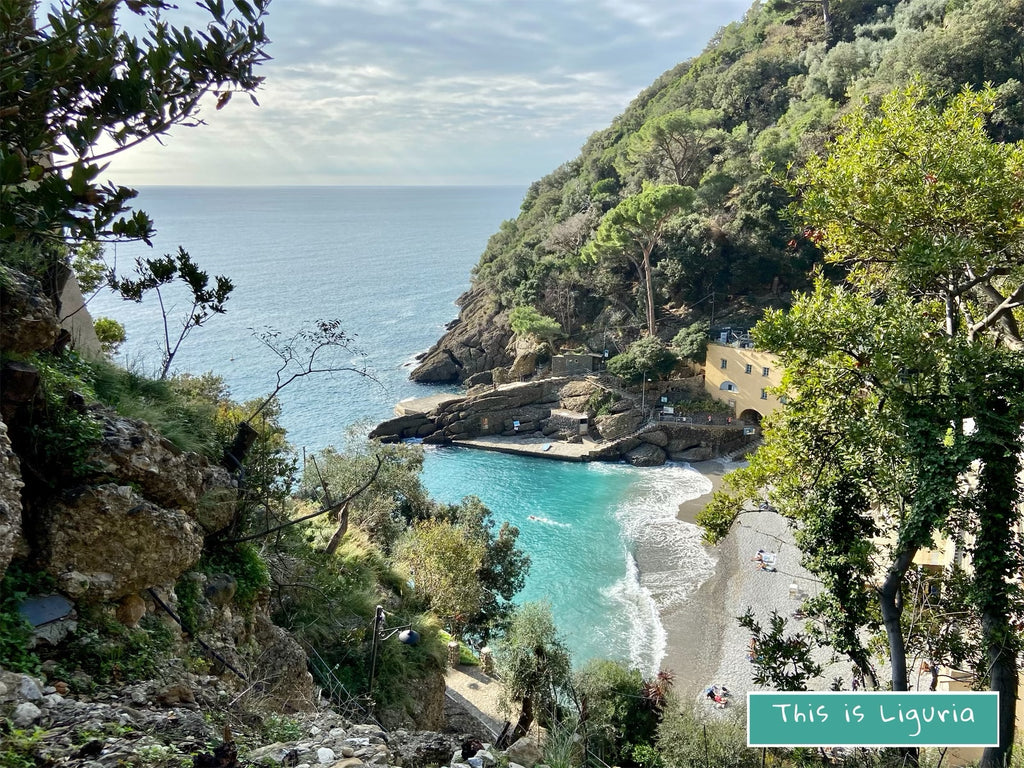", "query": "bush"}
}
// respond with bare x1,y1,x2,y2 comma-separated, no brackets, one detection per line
573,659,661,765
671,320,710,362
607,336,678,382
55,611,176,688
657,701,760,768
0,565,54,674
93,316,126,356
